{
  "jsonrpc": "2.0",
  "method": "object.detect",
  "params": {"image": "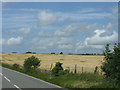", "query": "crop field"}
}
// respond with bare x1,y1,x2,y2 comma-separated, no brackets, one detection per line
0,53,104,73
